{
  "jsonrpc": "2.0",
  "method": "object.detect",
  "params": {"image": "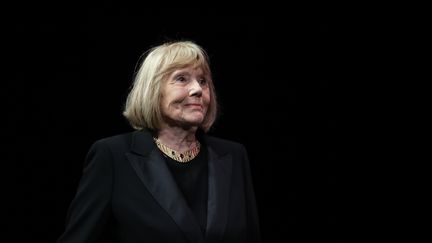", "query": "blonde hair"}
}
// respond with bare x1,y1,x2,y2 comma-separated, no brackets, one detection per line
123,41,218,132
